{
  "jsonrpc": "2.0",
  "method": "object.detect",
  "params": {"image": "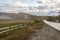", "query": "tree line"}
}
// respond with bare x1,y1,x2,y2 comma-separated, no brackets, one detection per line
47,15,60,22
